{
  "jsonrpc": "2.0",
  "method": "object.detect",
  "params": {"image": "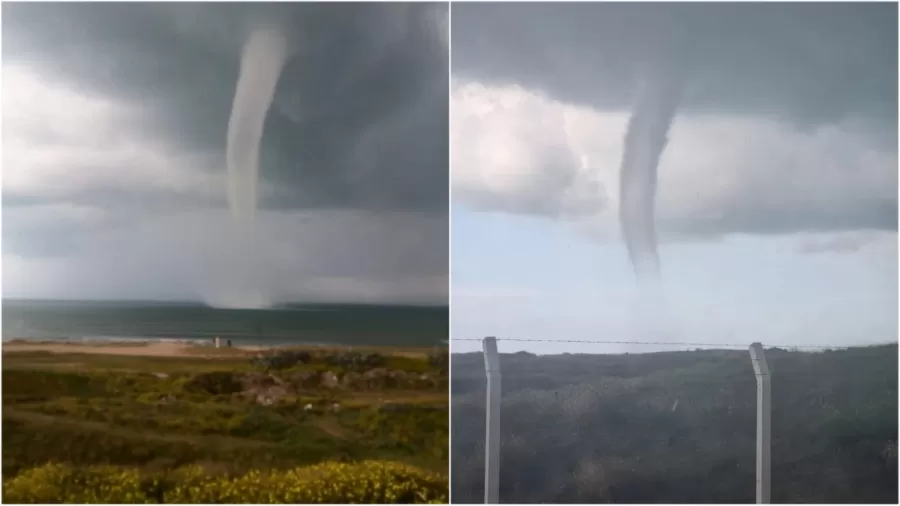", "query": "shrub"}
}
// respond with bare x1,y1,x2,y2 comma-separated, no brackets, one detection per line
183,371,244,395
2,461,448,504
2,370,104,401
428,349,449,372
325,352,387,371
2,463,150,504
354,405,449,460
253,351,312,370
2,415,210,477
